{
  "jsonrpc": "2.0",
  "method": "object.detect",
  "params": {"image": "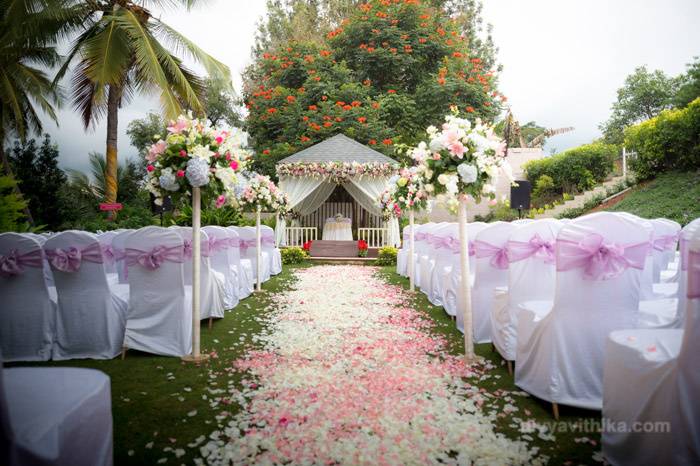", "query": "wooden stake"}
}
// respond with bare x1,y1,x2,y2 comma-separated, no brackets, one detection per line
552,402,560,420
